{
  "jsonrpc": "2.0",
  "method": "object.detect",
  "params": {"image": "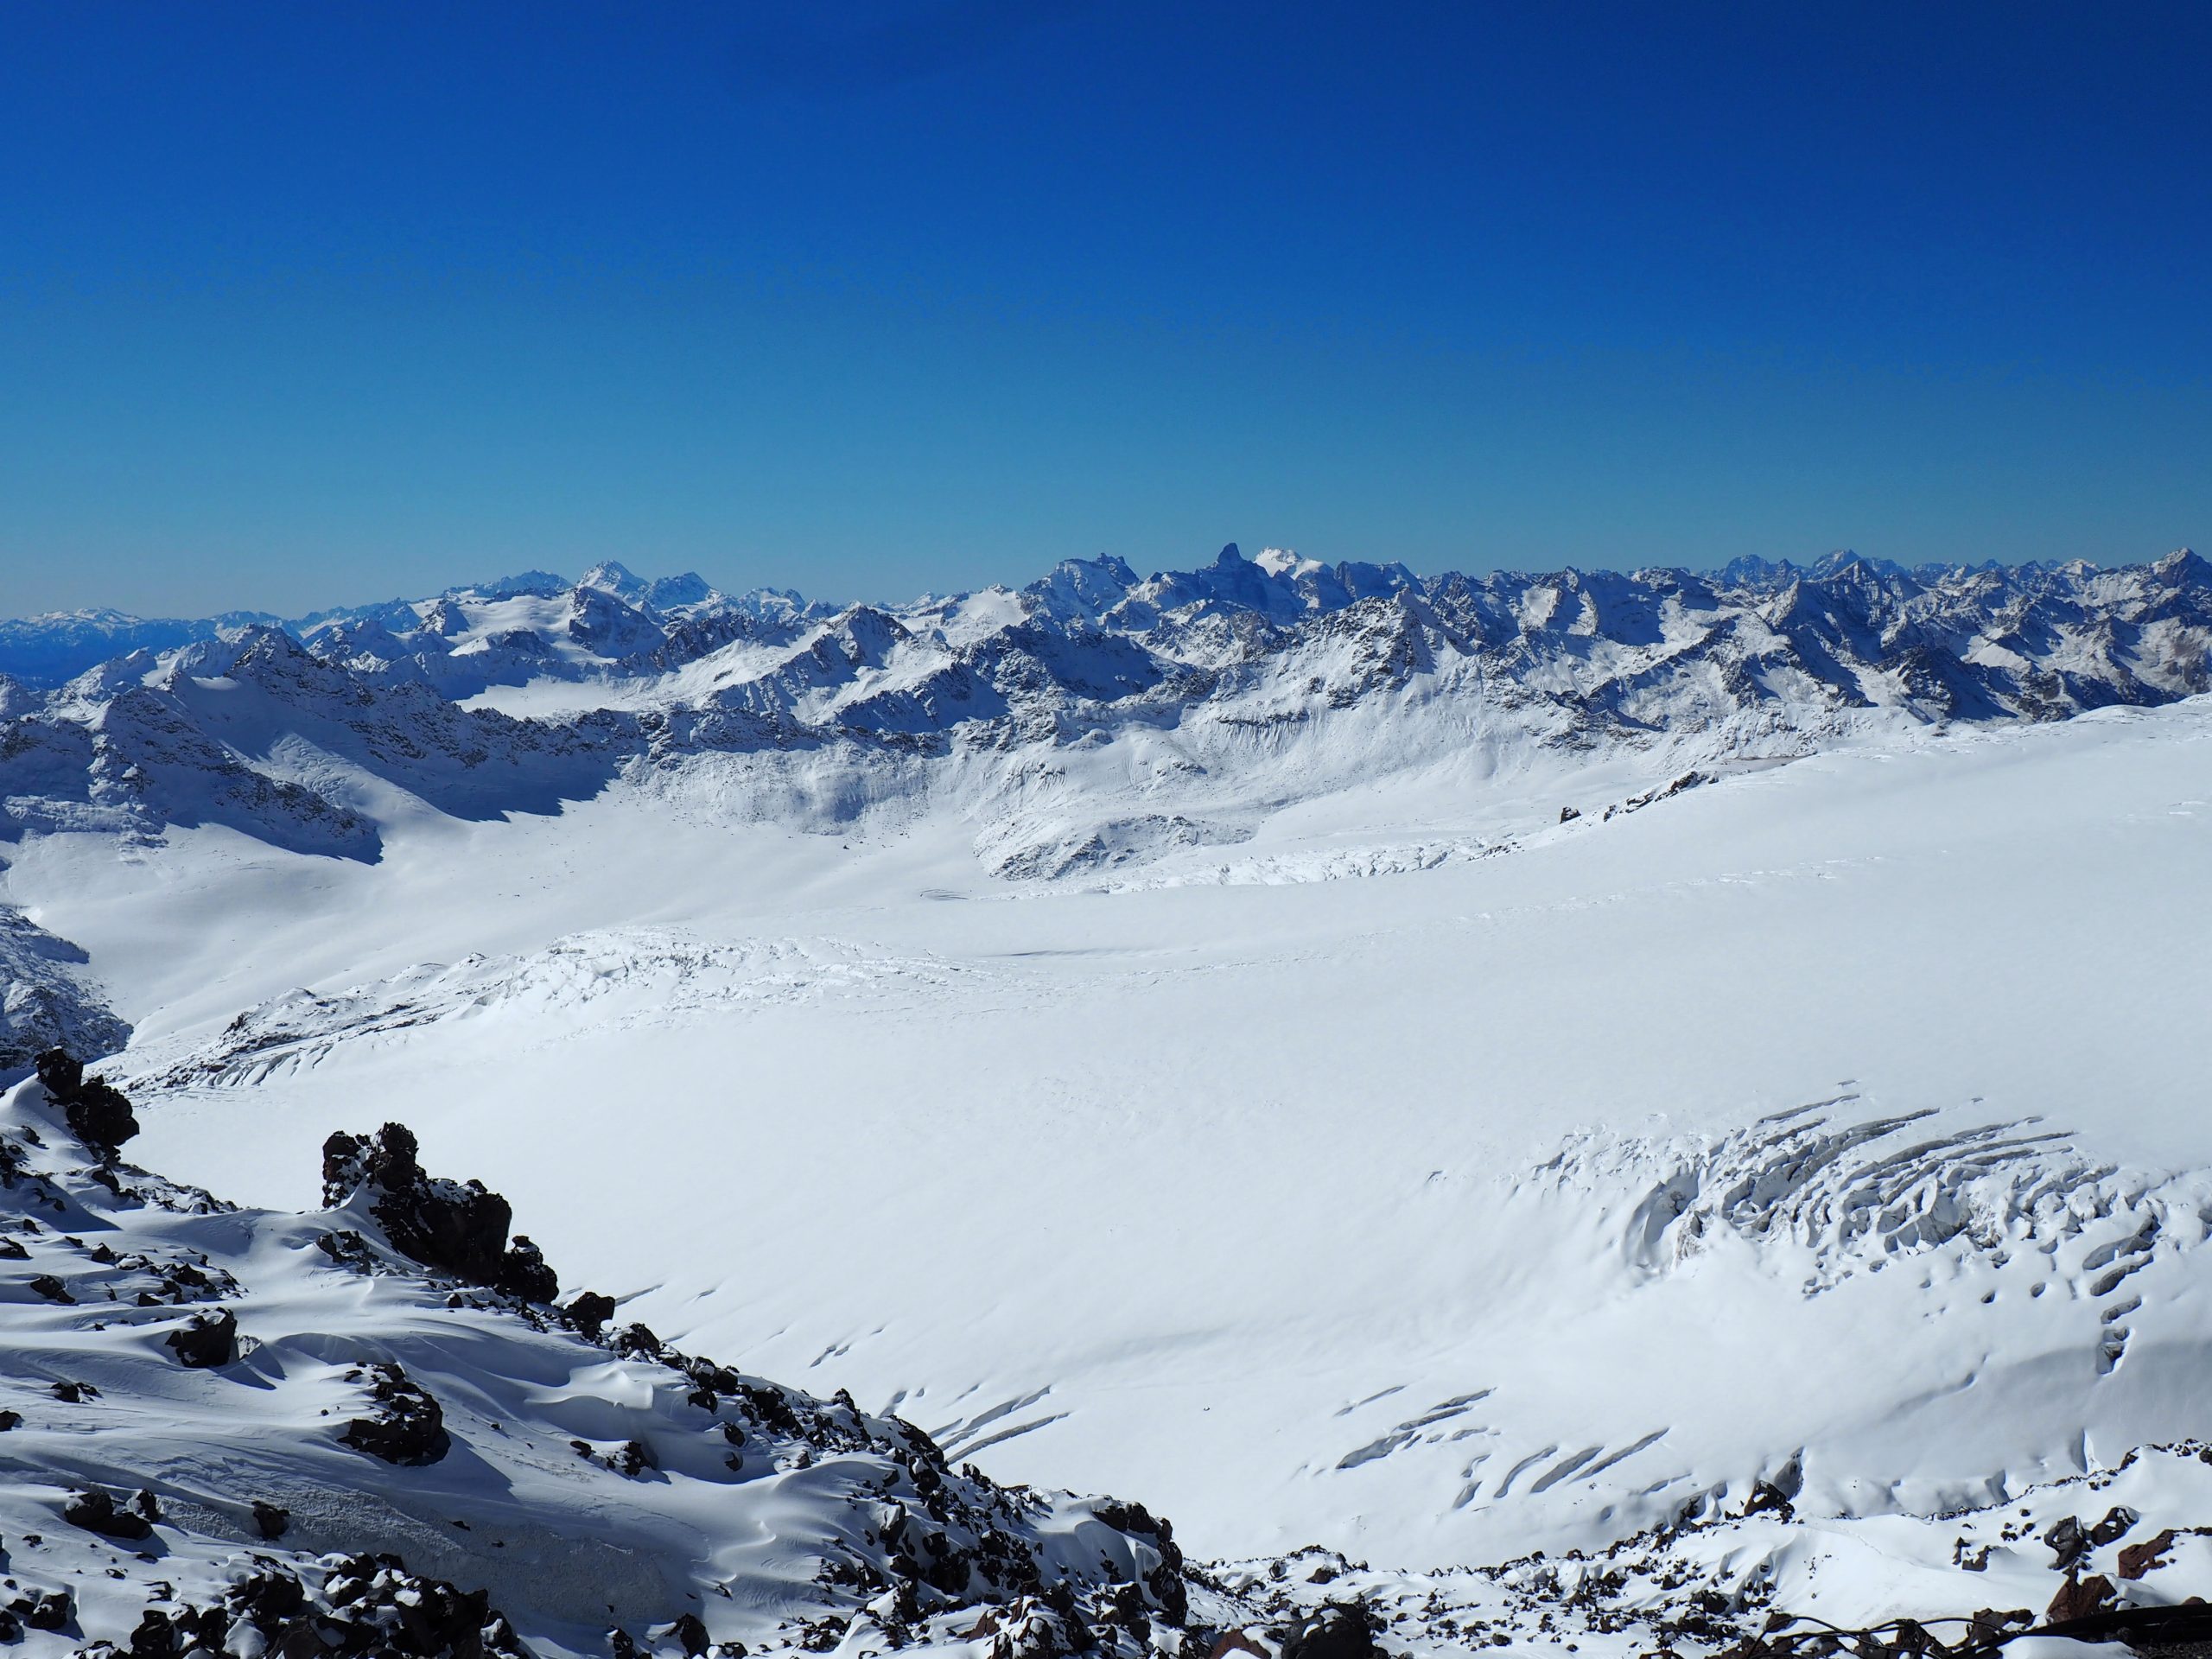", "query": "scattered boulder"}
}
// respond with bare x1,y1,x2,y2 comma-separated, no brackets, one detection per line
64,1487,153,1541
1093,1499,1190,1624
251,1499,290,1540
2047,1572,2117,1624
338,1361,451,1465
2044,1516,2089,1569
495,1233,558,1302
35,1048,138,1157
163,1306,238,1368
128,1608,181,1657
10,1589,72,1632
1279,1604,1381,1659
28,1273,72,1304
320,1123,558,1301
